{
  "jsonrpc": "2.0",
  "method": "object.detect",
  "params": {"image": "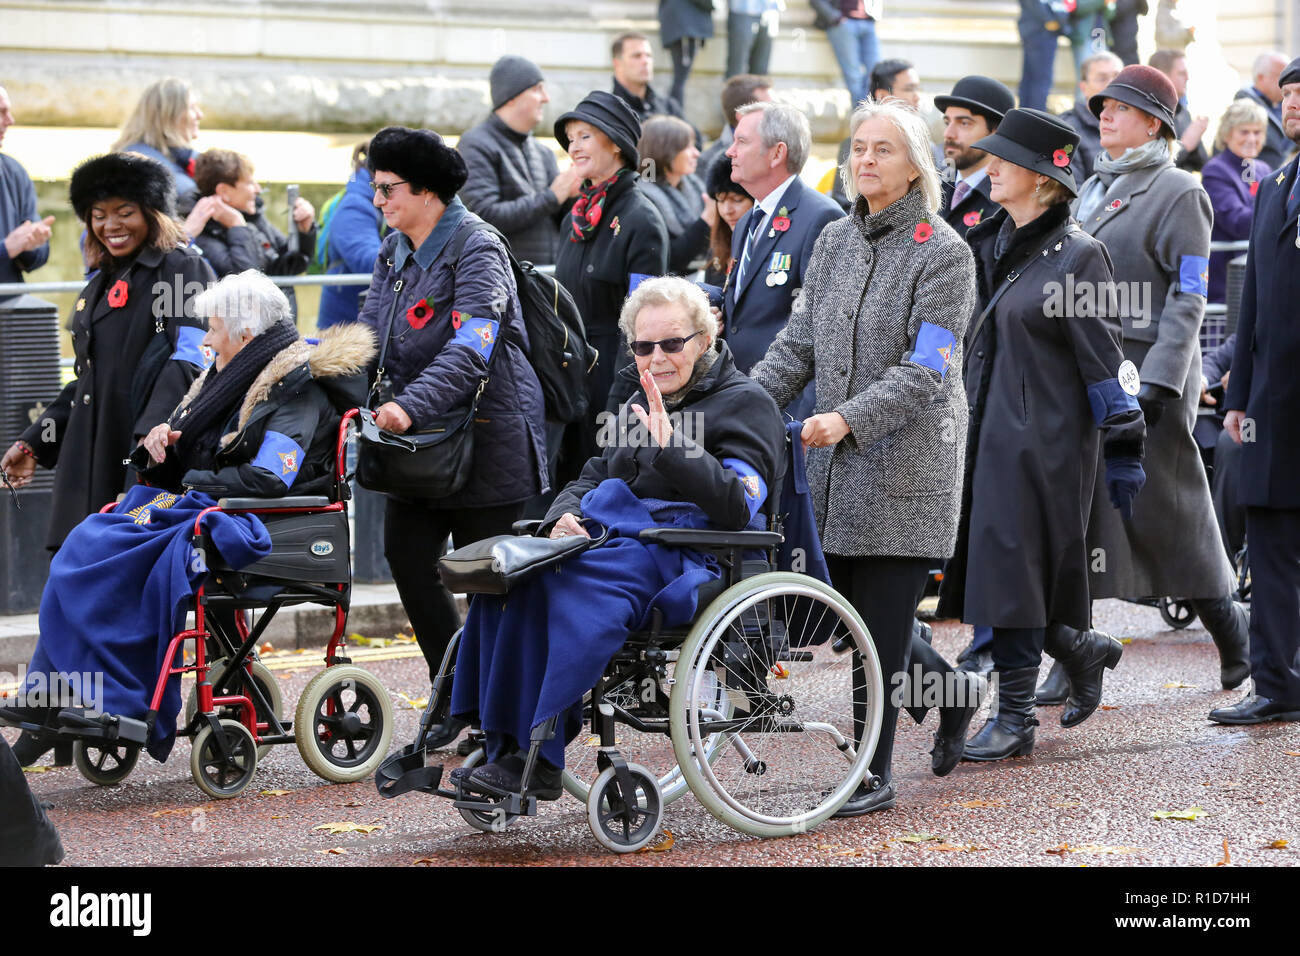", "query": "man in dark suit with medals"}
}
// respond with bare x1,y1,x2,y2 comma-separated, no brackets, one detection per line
1212,57,1300,725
